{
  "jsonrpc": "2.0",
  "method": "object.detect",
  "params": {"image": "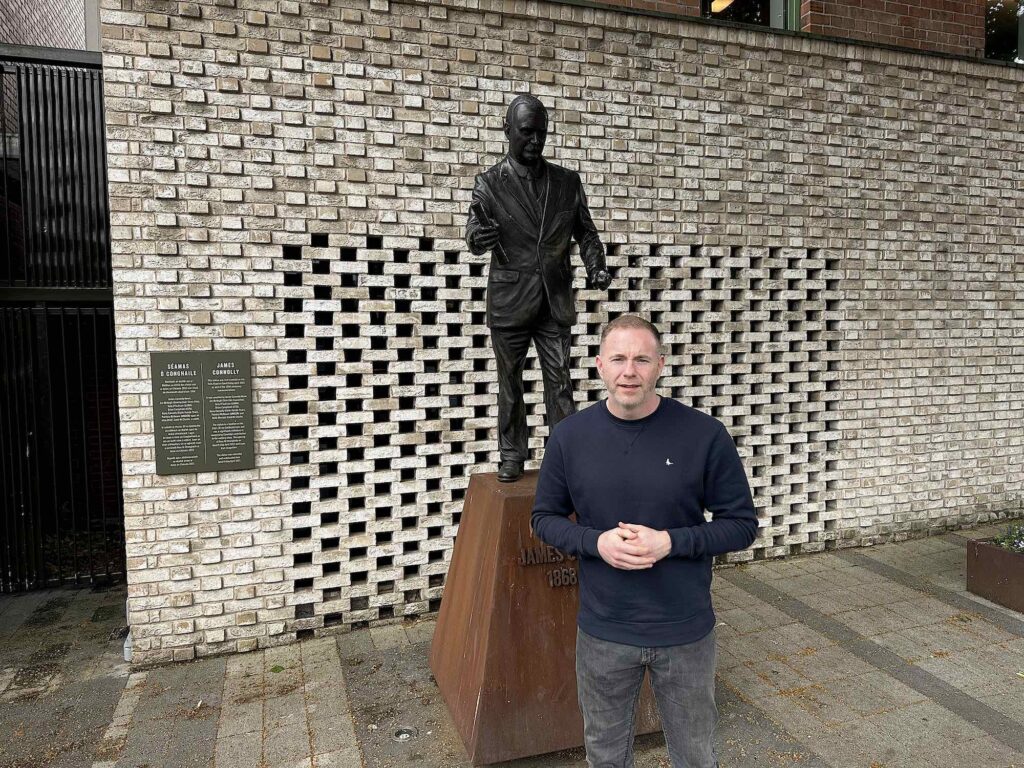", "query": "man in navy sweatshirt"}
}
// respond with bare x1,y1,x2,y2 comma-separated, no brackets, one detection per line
531,315,758,768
